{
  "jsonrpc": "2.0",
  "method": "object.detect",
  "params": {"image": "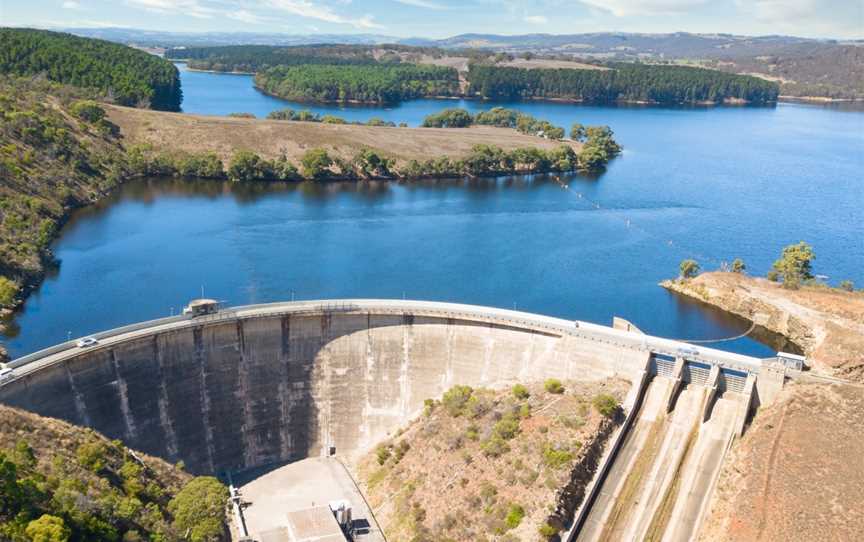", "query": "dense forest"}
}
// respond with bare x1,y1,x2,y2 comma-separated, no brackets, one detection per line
467,63,779,104
0,403,229,541
0,28,182,110
167,44,378,72
255,64,460,104
165,43,487,73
